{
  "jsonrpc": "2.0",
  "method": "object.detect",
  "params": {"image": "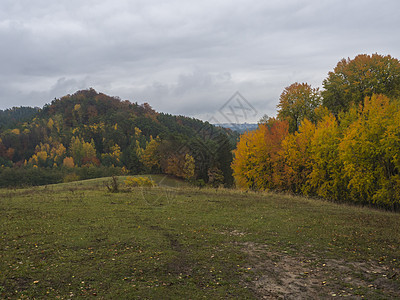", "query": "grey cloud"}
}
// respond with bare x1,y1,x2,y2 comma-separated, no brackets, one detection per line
0,0,399,122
